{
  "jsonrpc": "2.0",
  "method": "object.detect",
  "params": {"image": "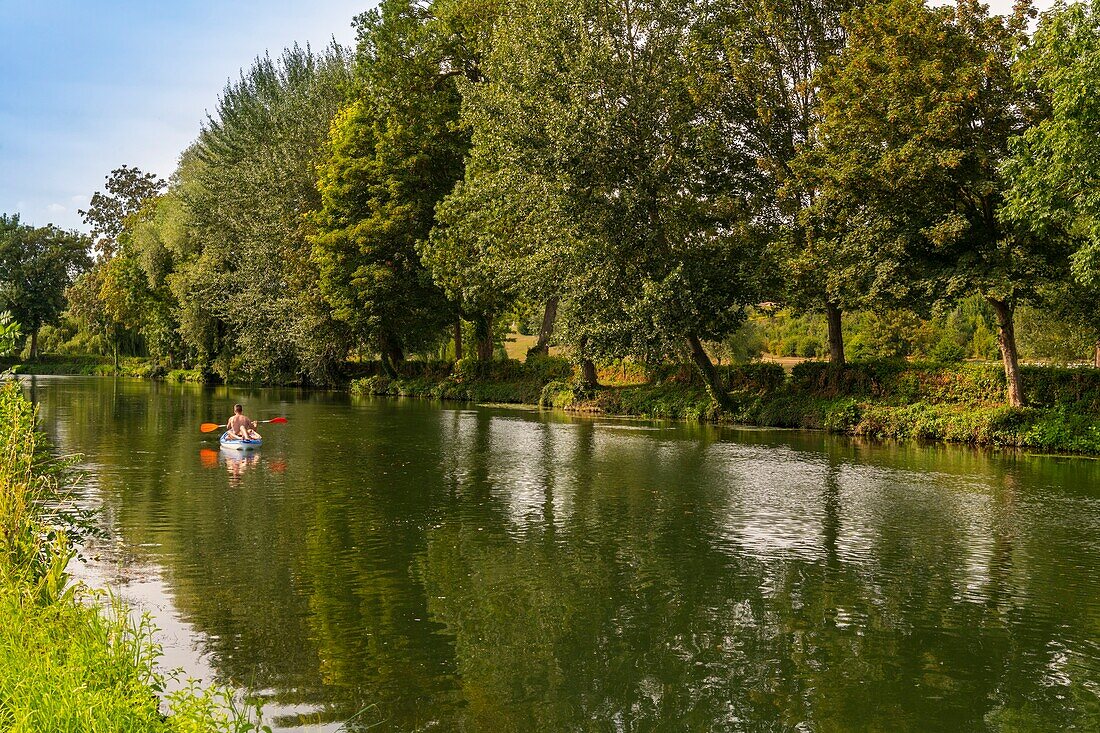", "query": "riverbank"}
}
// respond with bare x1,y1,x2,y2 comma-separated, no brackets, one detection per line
3,355,206,382
0,381,261,731
353,358,1100,455
12,353,1100,454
